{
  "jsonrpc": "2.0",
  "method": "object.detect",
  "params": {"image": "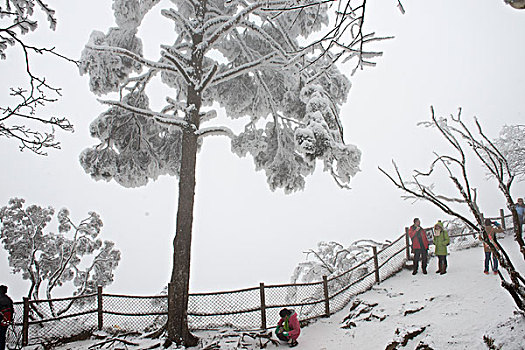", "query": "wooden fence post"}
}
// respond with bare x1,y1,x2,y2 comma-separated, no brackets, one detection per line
322,276,330,317
22,297,29,346
372,246,380,284
259,283,267,329
499,209,506,230
405,227,411,260
97,285,103,331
